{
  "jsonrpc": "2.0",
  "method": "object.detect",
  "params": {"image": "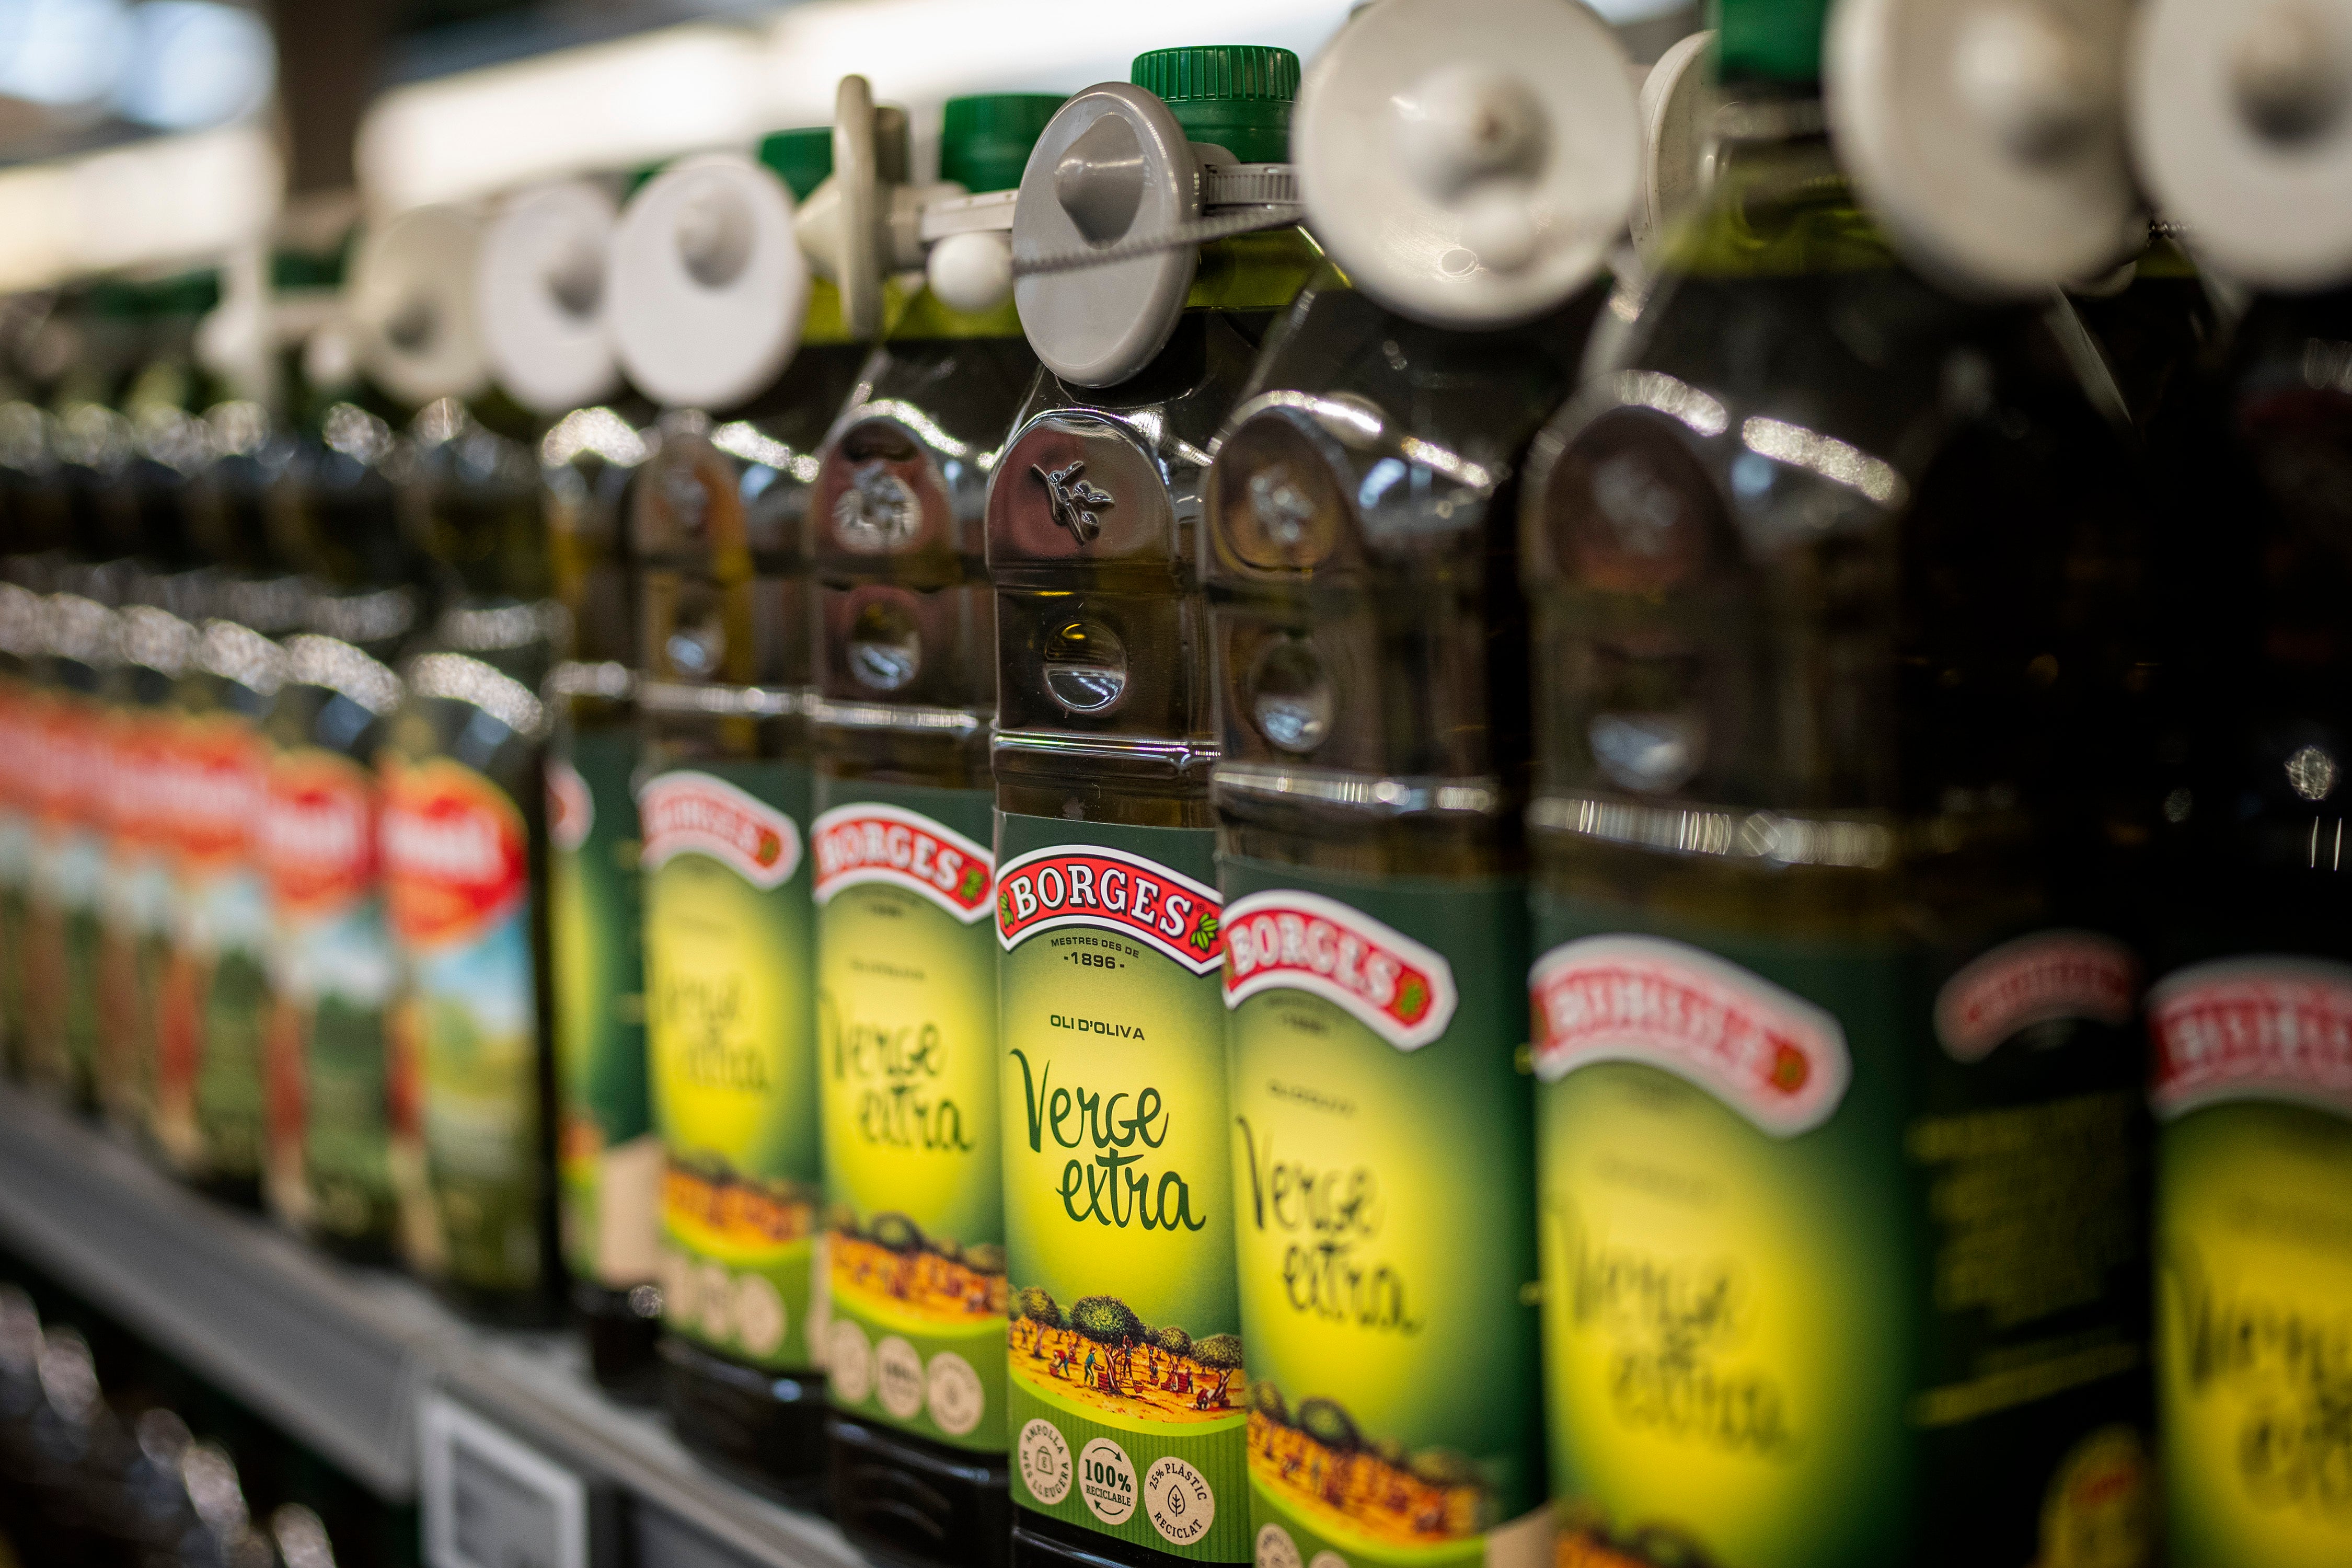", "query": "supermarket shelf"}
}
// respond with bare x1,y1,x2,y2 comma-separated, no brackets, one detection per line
0,1085,861,1568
